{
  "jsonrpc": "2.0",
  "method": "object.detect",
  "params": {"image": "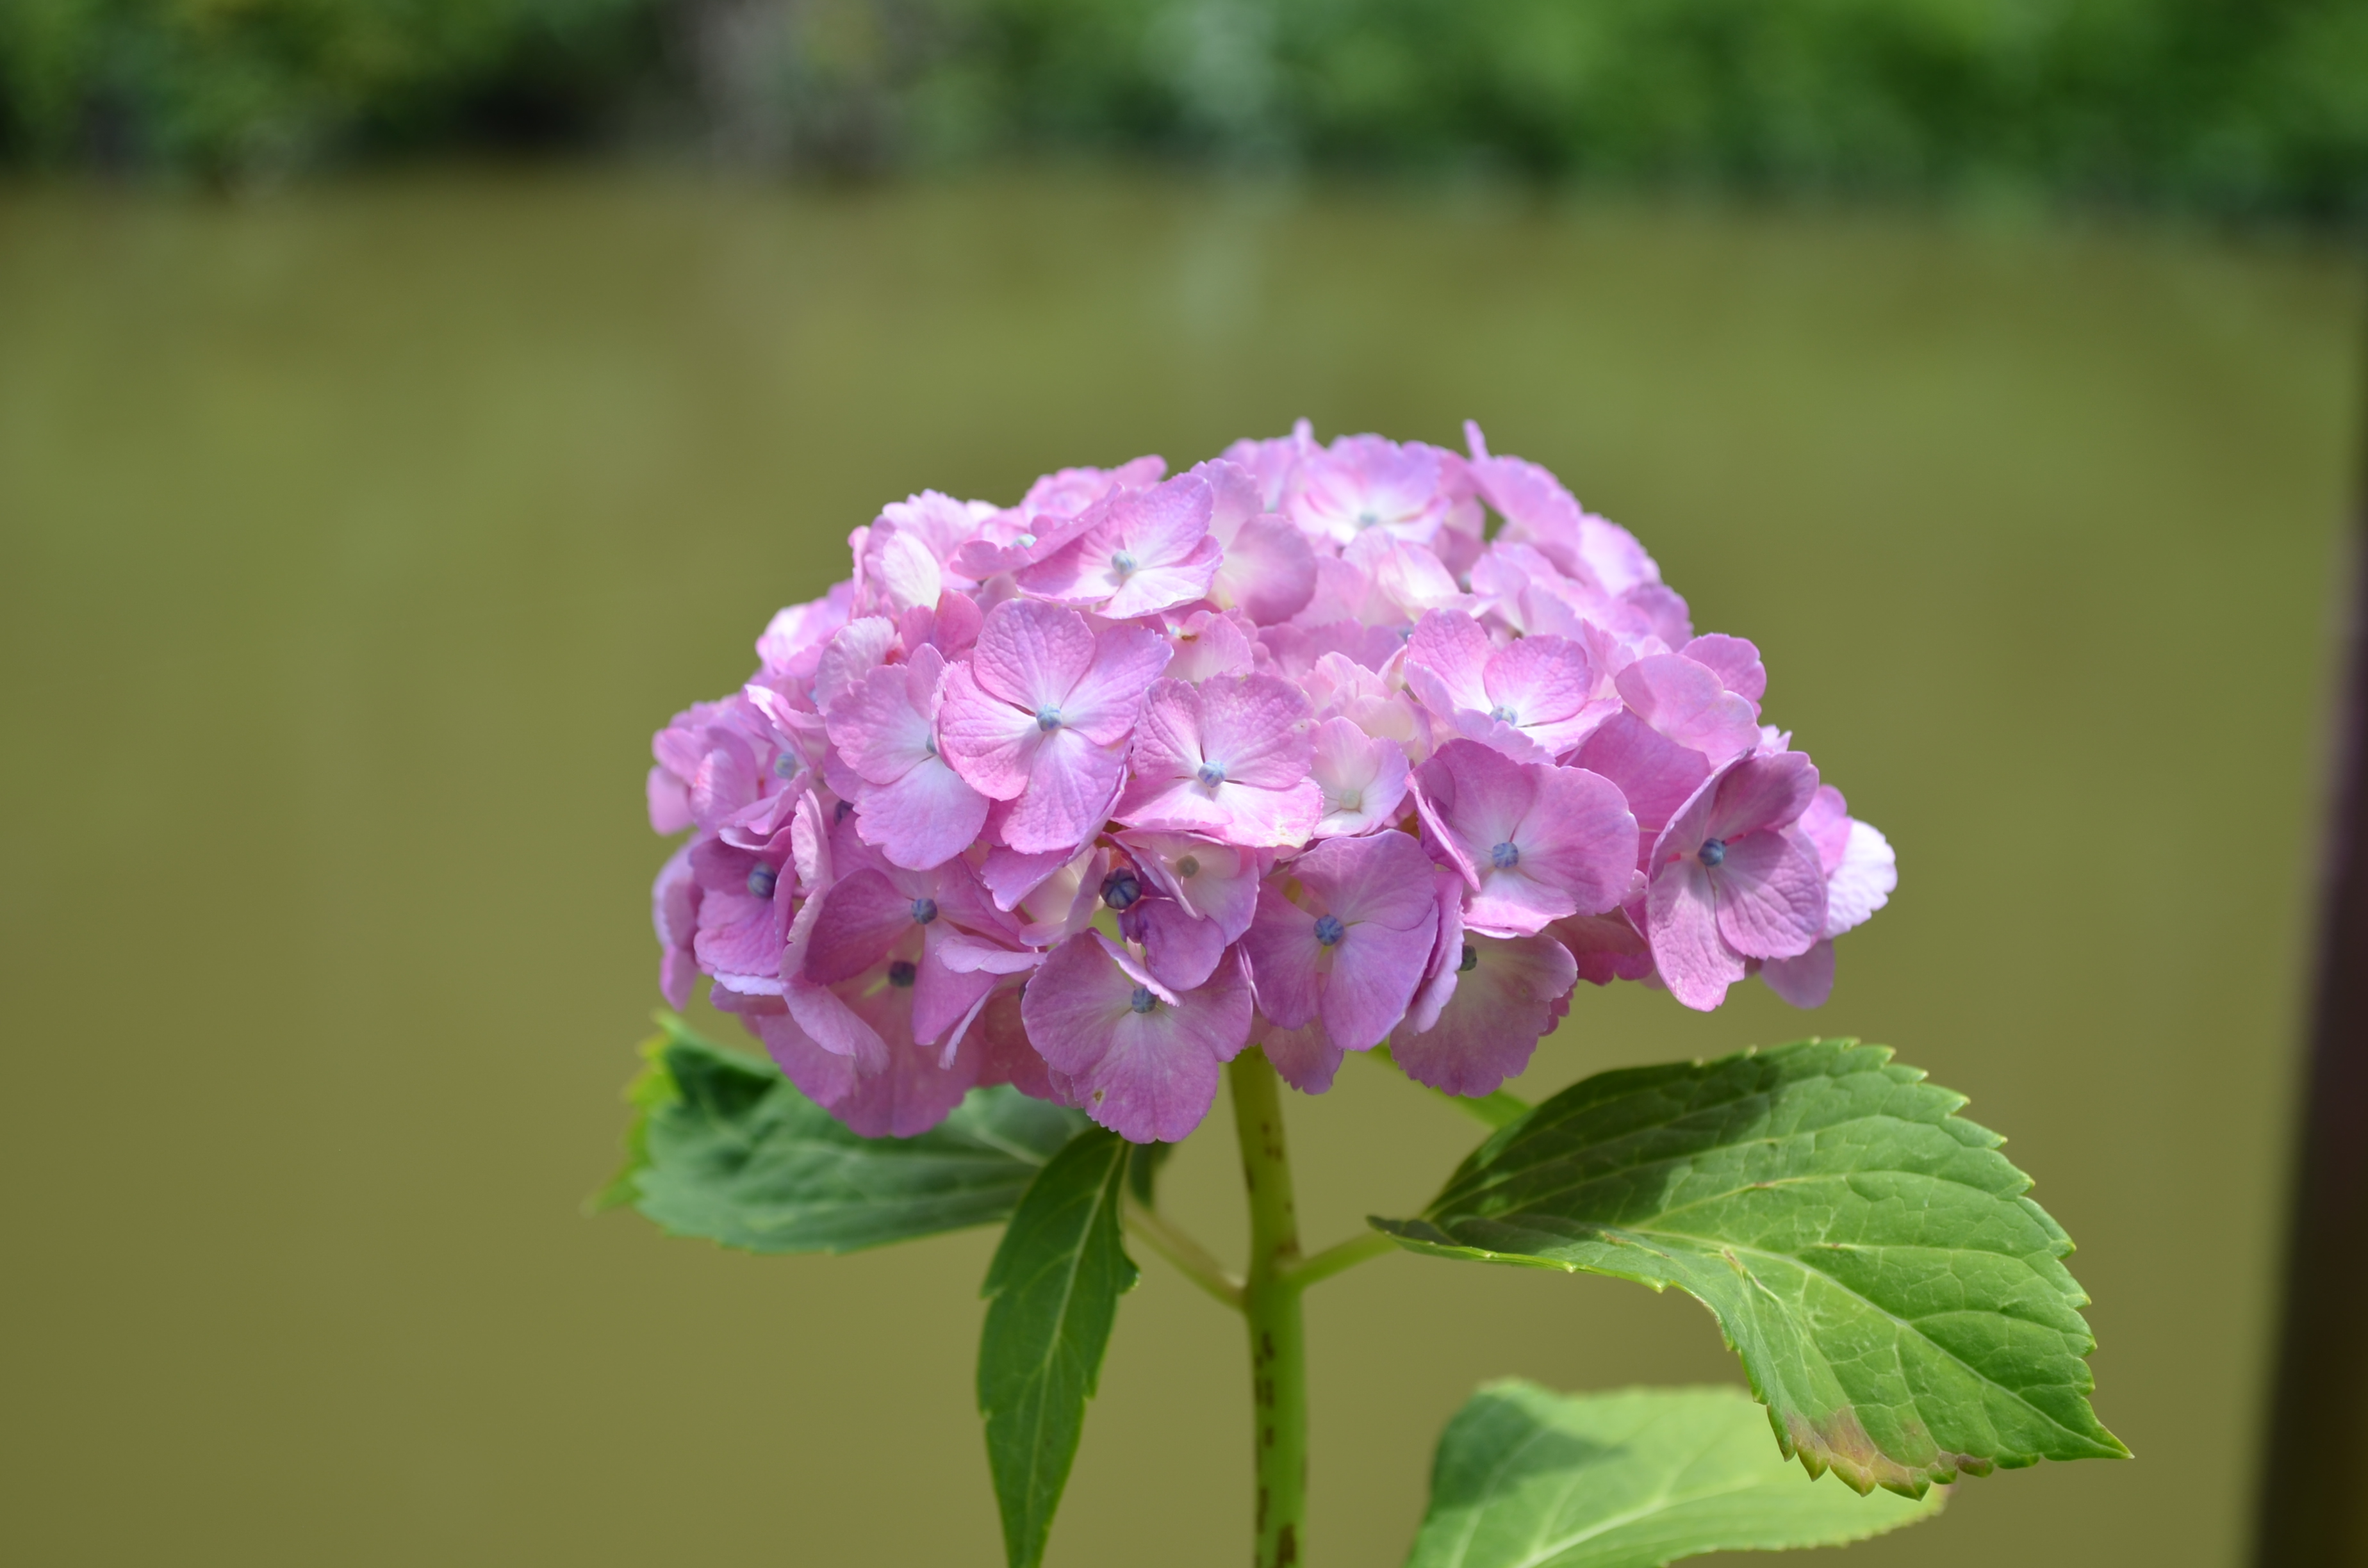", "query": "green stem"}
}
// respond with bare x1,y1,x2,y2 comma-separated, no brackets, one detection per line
1288,1230,1395,1290
1122,1195,1245,1311
1229,1049,1308,1568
